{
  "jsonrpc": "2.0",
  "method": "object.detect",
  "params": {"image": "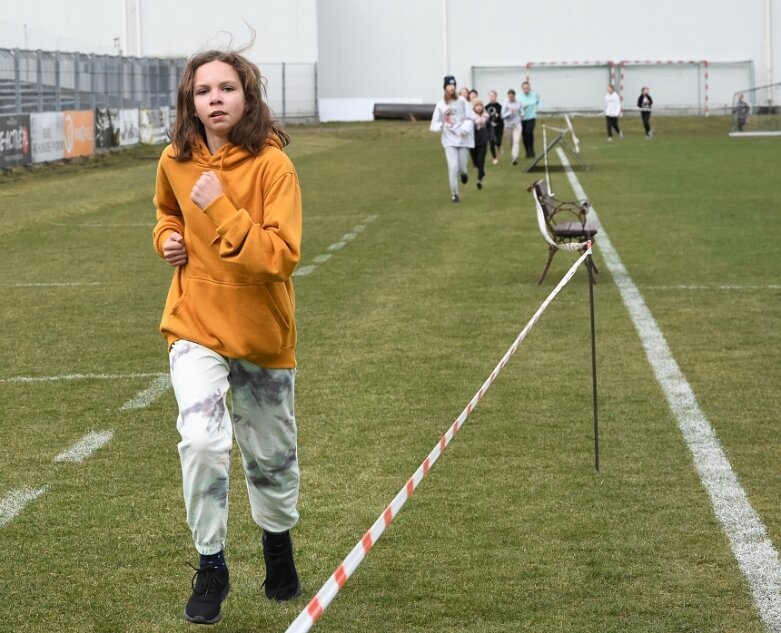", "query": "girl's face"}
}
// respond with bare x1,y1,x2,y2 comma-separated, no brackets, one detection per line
445,84,457,98
474,104,484,114
193,60,246,147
